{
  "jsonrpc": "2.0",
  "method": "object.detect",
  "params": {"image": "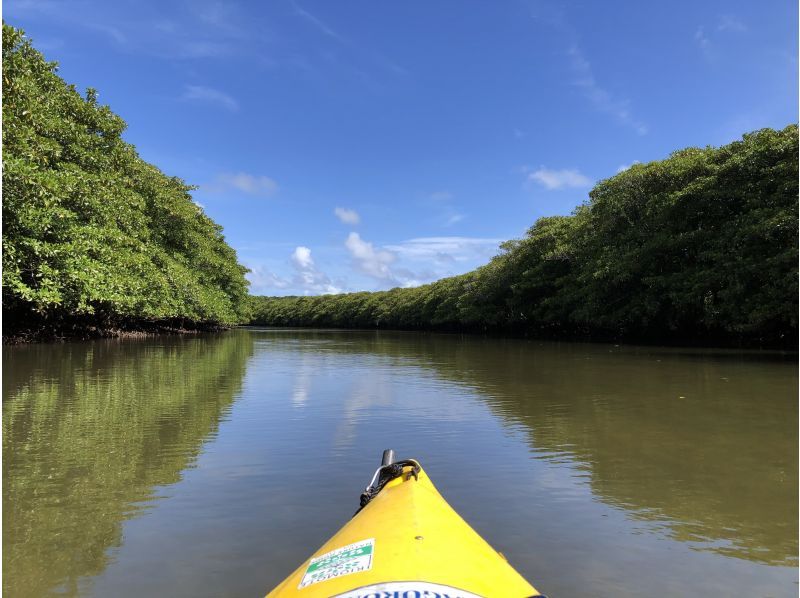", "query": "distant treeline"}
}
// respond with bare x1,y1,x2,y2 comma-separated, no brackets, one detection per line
3,25,250,340
250,125,798,347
